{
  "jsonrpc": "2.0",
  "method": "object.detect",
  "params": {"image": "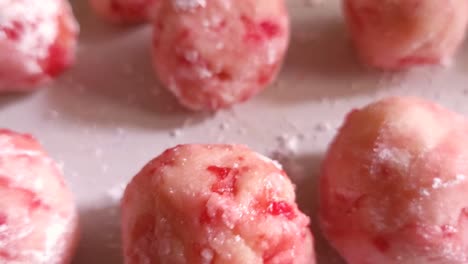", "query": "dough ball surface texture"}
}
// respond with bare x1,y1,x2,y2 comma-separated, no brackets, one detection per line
0,0,78,90
0,129,78,264
320,97,468,264
344,0,468,69
122,144,315,264
152,0,290,110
